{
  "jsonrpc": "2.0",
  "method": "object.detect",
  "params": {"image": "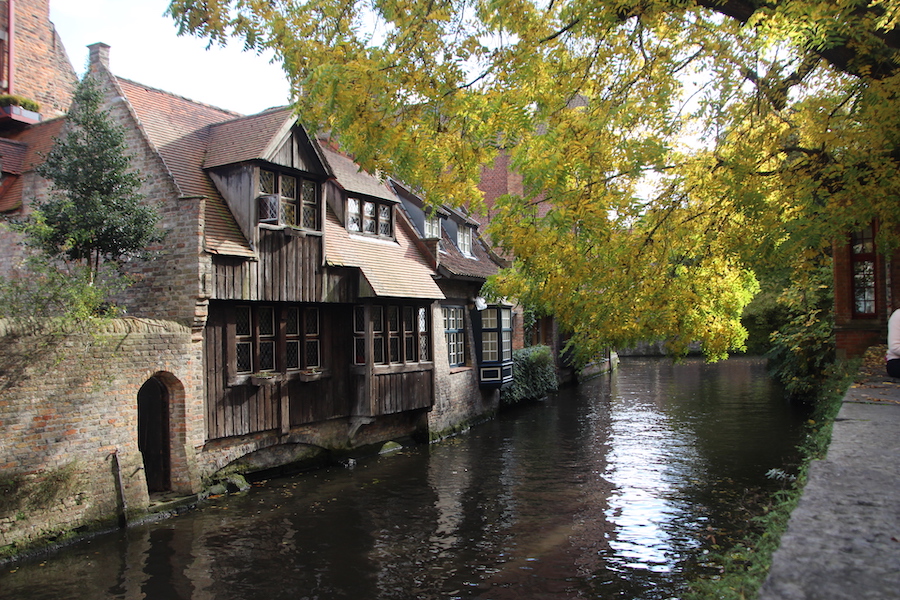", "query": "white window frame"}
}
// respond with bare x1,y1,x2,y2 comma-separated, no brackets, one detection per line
458,225,473,255
443,306,466,367
424,214,441,238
